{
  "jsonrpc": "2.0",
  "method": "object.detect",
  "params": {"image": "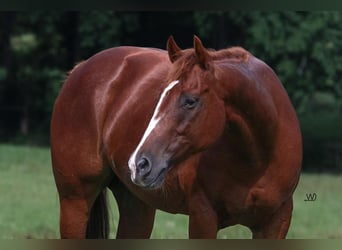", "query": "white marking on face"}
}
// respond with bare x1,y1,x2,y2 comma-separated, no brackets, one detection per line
128,80,180,179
